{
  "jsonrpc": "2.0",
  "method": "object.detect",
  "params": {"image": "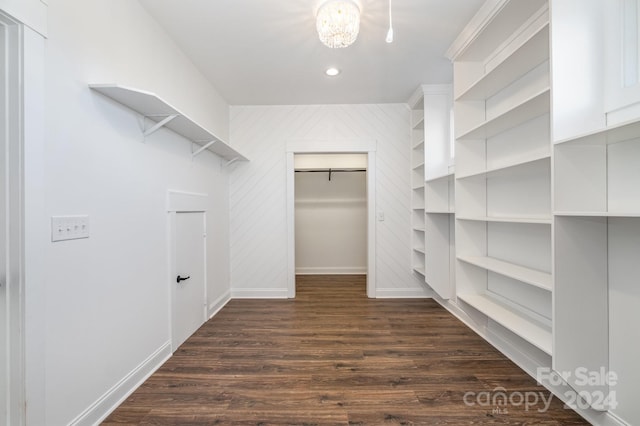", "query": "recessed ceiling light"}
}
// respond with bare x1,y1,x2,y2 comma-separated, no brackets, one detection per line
325,67,341,76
